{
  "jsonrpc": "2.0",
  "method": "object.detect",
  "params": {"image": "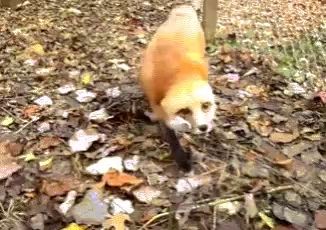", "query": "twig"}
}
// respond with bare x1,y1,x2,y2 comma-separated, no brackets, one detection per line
14,116,39,134
138,185,293,230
